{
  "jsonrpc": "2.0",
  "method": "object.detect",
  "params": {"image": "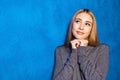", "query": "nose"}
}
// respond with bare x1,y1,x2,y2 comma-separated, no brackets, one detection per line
79,23,84,30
